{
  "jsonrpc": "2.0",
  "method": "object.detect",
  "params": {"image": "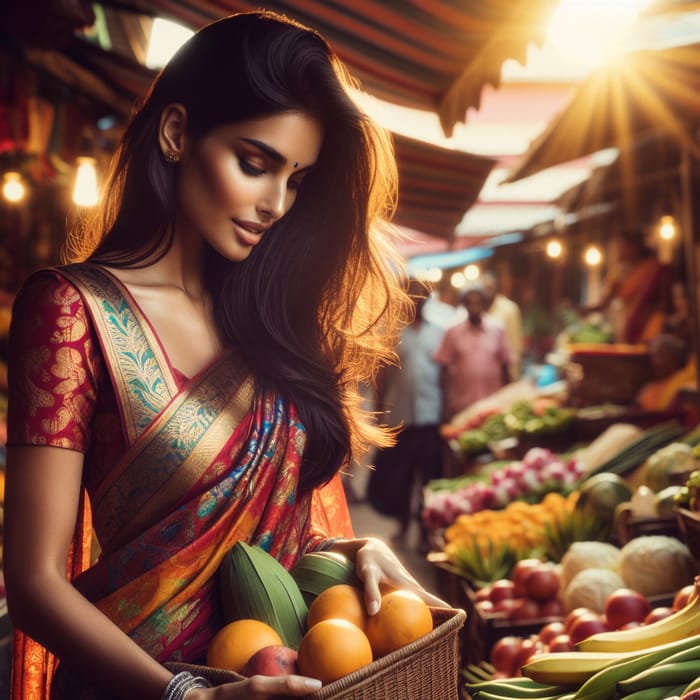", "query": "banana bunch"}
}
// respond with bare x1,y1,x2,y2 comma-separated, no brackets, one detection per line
516,632,700,700
470,635,700,700
219,541,308,650
289,550,359,605
466,674,576,700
